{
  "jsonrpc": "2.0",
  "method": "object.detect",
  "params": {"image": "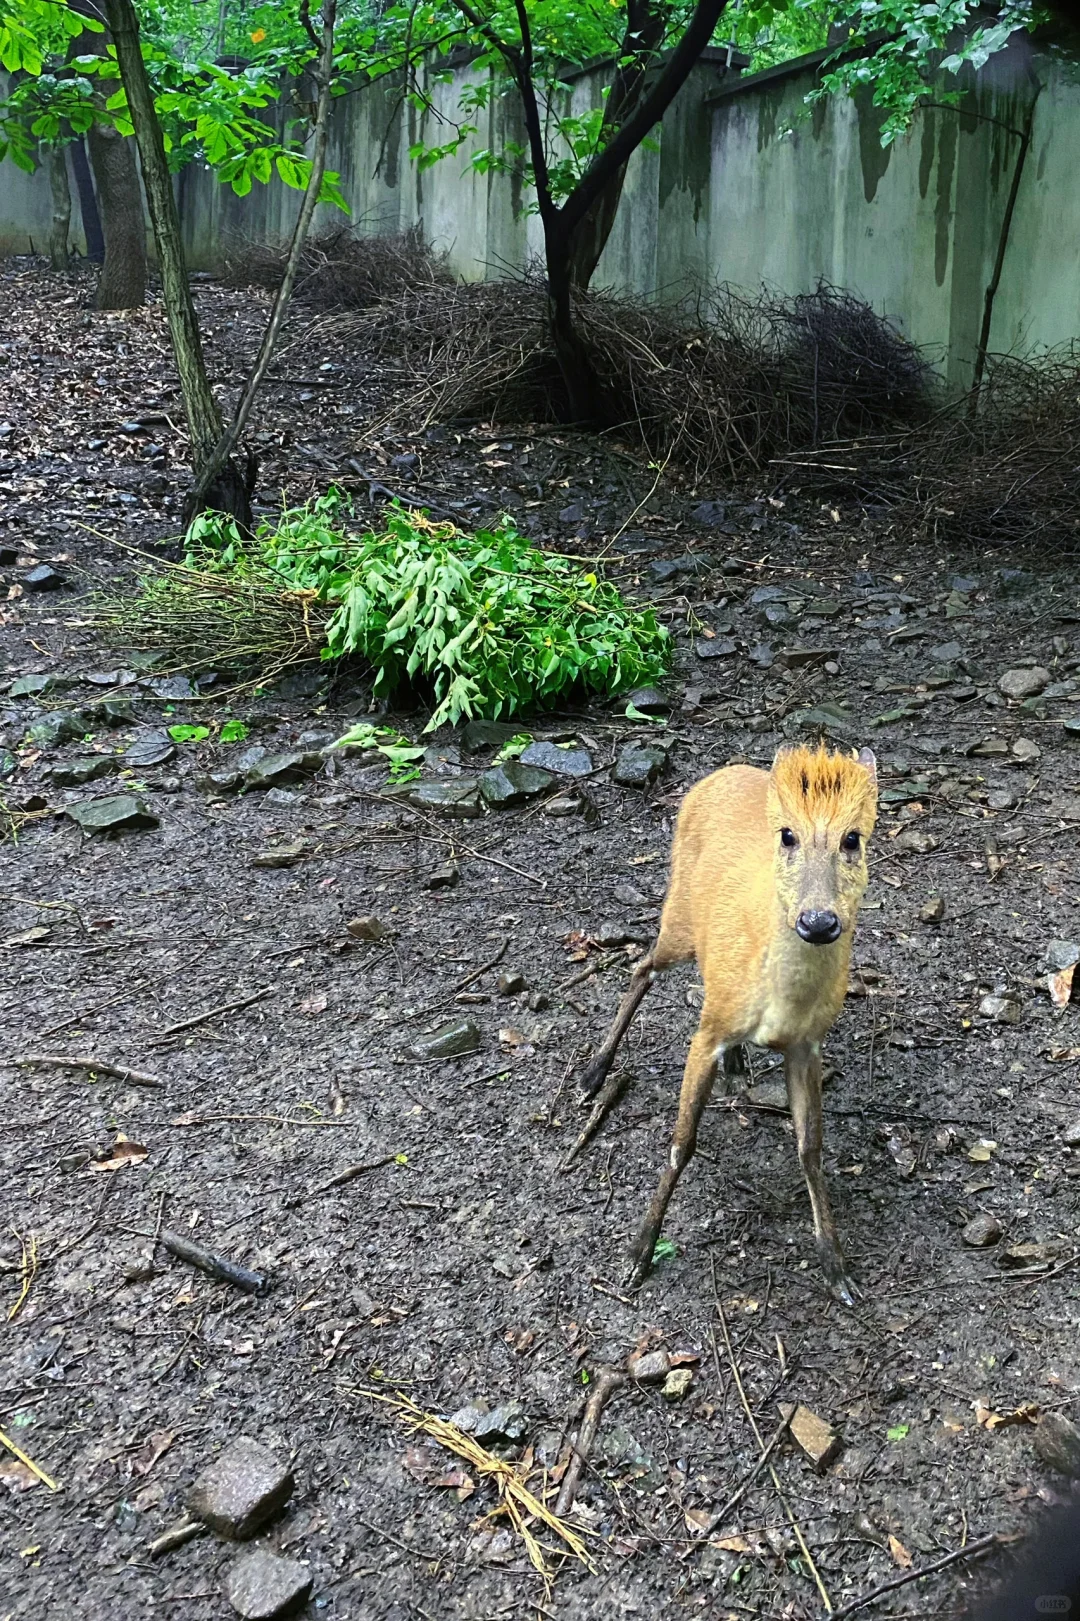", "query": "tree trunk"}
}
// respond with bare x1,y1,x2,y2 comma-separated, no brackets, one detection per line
545,221,611,424
47,148,72,271
103,0,253,528
566,165,628,290
86,120,146,308
70,137,104,262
